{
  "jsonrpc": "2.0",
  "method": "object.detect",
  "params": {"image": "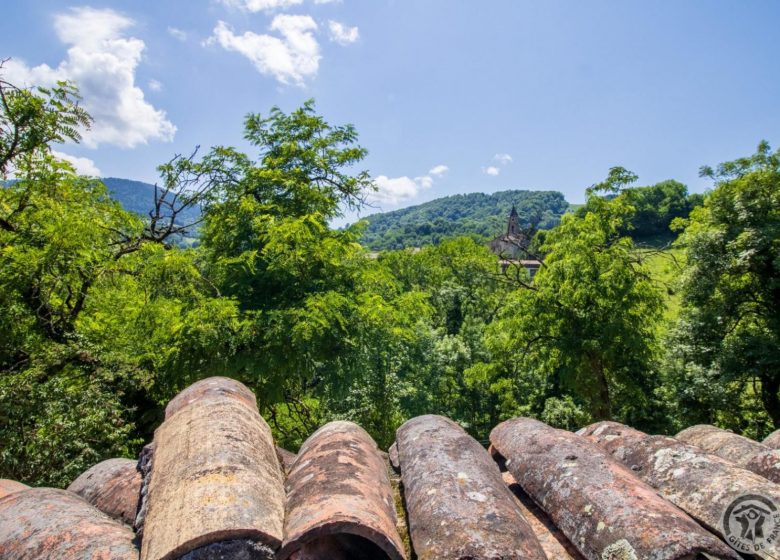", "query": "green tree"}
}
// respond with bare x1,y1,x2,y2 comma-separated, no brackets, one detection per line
0,66,90,178
620,179,698,241
669,142,780,432
472,168,664,426
0,74,226,485
160,101,441,448
380,238,511,436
